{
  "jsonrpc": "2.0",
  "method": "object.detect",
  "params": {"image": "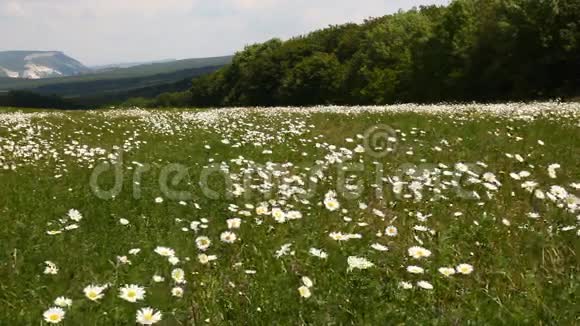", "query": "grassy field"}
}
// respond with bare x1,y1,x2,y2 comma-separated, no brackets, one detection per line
0,103,578,325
